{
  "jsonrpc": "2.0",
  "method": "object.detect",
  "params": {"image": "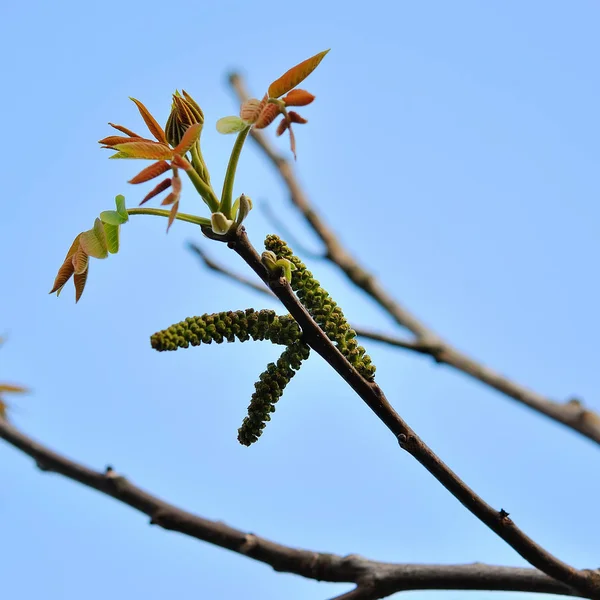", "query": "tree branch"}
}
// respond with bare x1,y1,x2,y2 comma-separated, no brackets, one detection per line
227,73,600,448
198,225,600,598
0,417,588,598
